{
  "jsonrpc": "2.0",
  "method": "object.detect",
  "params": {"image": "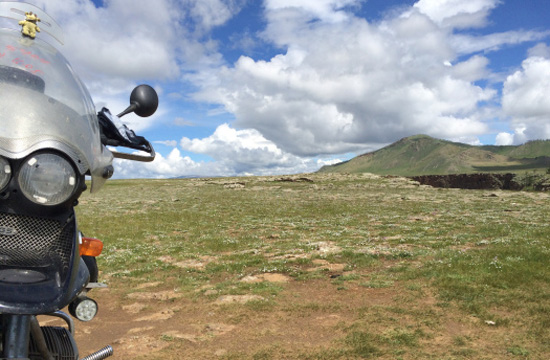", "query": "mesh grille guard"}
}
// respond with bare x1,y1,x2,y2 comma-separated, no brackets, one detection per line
0,212,74,280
